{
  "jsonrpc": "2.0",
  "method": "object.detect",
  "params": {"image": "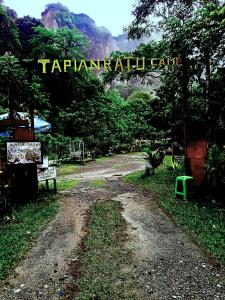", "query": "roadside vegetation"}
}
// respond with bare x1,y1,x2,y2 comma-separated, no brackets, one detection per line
39,178,80,191
75,201,138,300
0,175,80,281
0,196,58,280
124,158,225,265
